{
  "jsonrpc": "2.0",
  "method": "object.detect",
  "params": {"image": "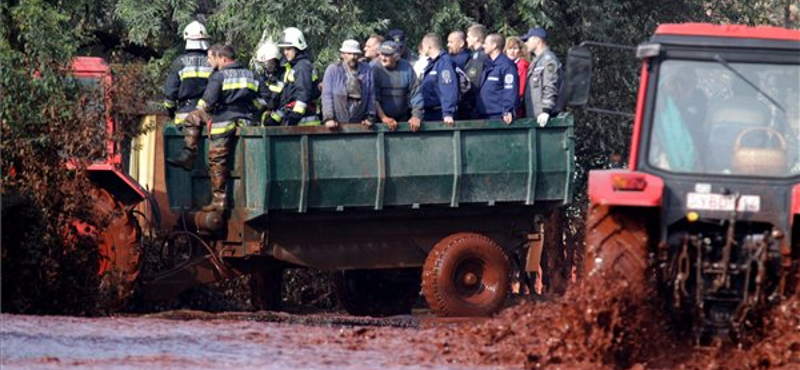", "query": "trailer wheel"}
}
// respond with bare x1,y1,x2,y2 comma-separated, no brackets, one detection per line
422,232,511,317
585,204,650,295
334,268,421,317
